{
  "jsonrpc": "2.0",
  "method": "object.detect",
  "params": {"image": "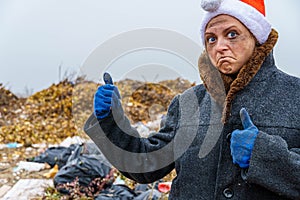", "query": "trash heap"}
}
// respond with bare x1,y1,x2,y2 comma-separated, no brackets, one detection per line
0,80,77,145
116,78,195,124
0,77,194,145
0,77,195,199
29,141,176,199
0,84,24,127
